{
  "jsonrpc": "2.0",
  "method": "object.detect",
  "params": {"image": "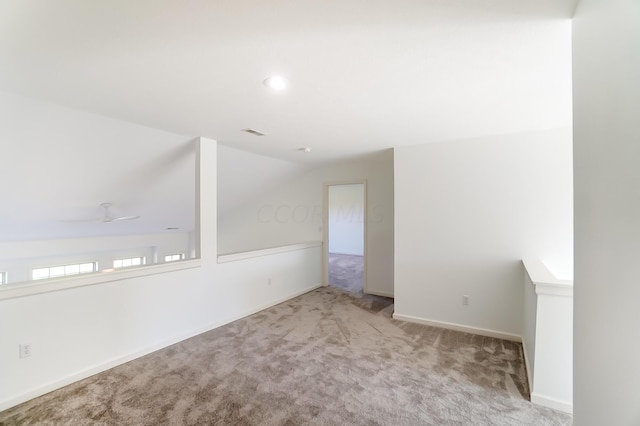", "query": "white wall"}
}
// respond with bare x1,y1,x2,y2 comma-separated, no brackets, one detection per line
394,128,573,337
573,0,640,424
0,232,190,284
217,144,307,217
218,148,394,297
217,245,322,317
328,184,364,256
0,137,322,411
